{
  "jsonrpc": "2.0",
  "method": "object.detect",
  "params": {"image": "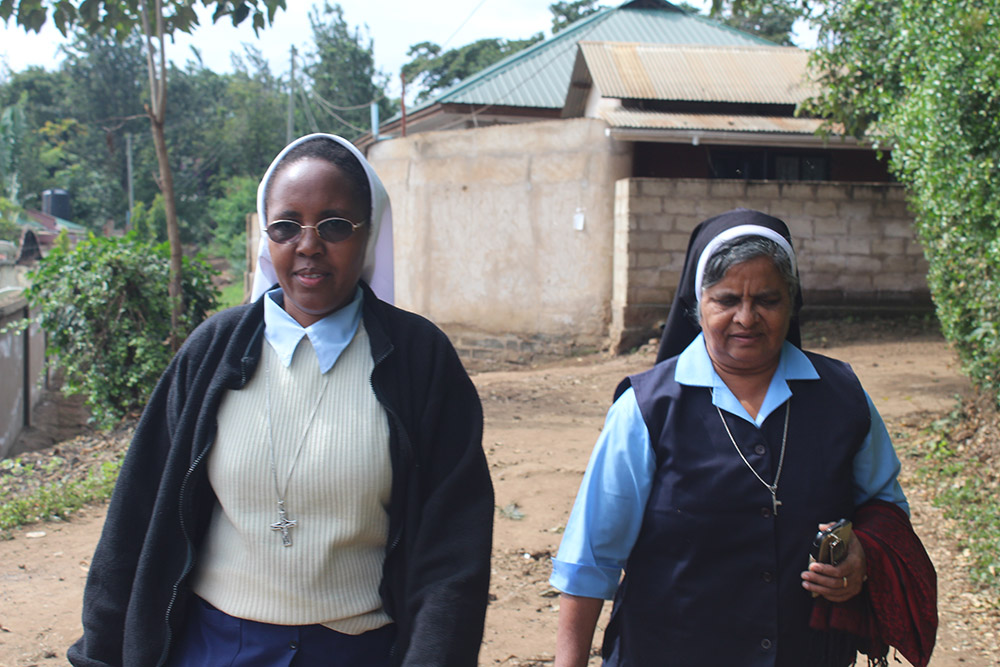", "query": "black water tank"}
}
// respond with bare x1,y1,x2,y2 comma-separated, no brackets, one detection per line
42,188,72,220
